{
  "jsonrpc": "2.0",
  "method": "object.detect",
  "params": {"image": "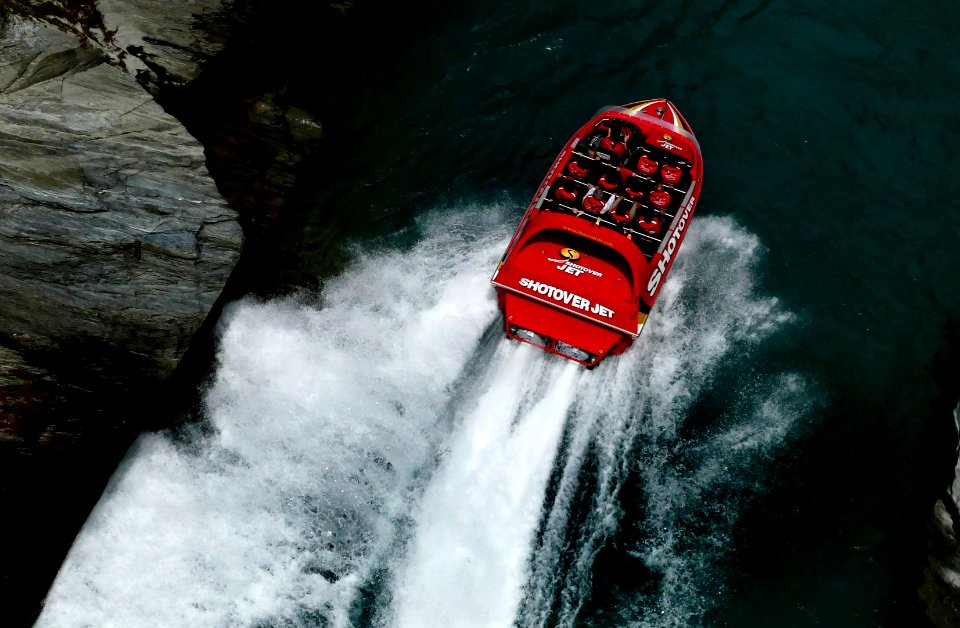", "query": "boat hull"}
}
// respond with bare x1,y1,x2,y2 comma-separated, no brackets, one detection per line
491,99,703,367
